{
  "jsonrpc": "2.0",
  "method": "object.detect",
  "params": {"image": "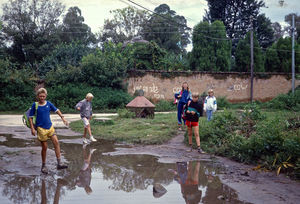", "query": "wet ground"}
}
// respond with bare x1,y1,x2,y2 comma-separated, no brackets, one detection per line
0,114,299,204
